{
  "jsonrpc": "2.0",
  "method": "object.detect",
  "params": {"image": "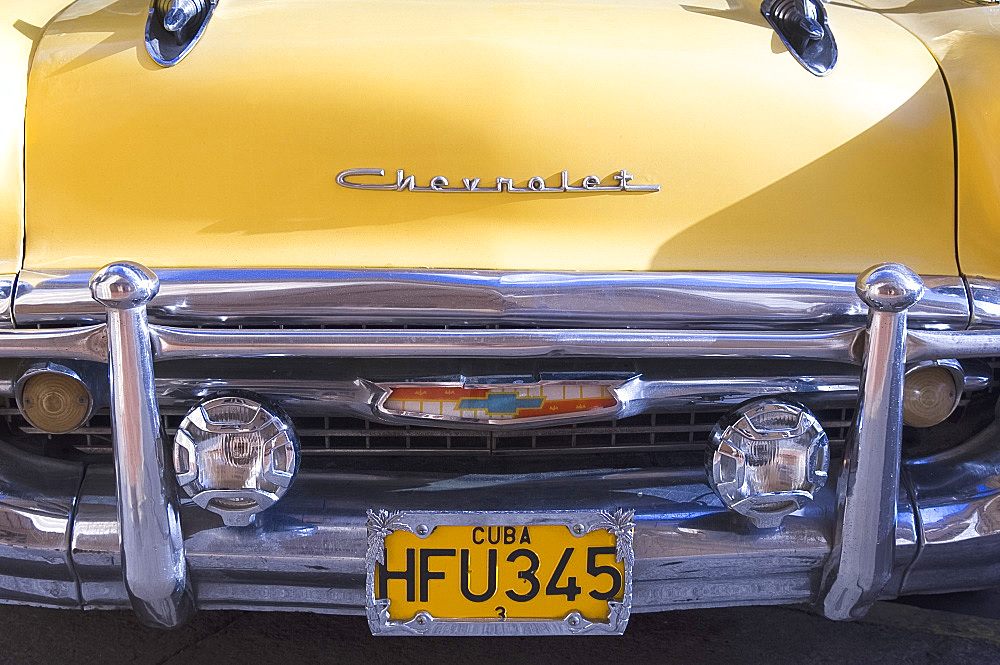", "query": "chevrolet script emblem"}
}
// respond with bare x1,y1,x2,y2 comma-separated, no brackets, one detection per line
376,381,623,426
337,168,659,193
